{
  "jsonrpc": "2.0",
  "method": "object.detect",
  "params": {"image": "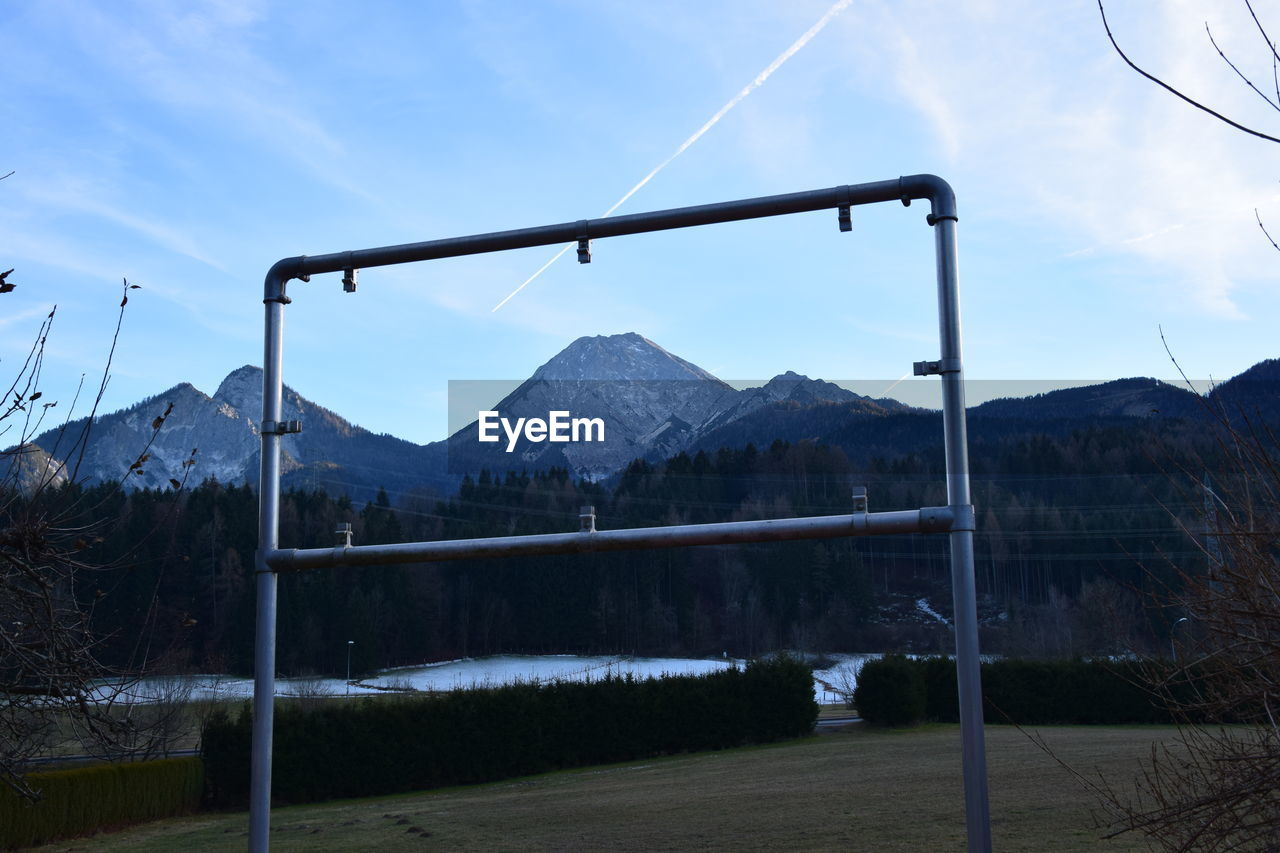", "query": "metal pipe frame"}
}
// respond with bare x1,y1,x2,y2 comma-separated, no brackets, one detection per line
251,173,991,852
260,175,955,303
271,507,954,572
